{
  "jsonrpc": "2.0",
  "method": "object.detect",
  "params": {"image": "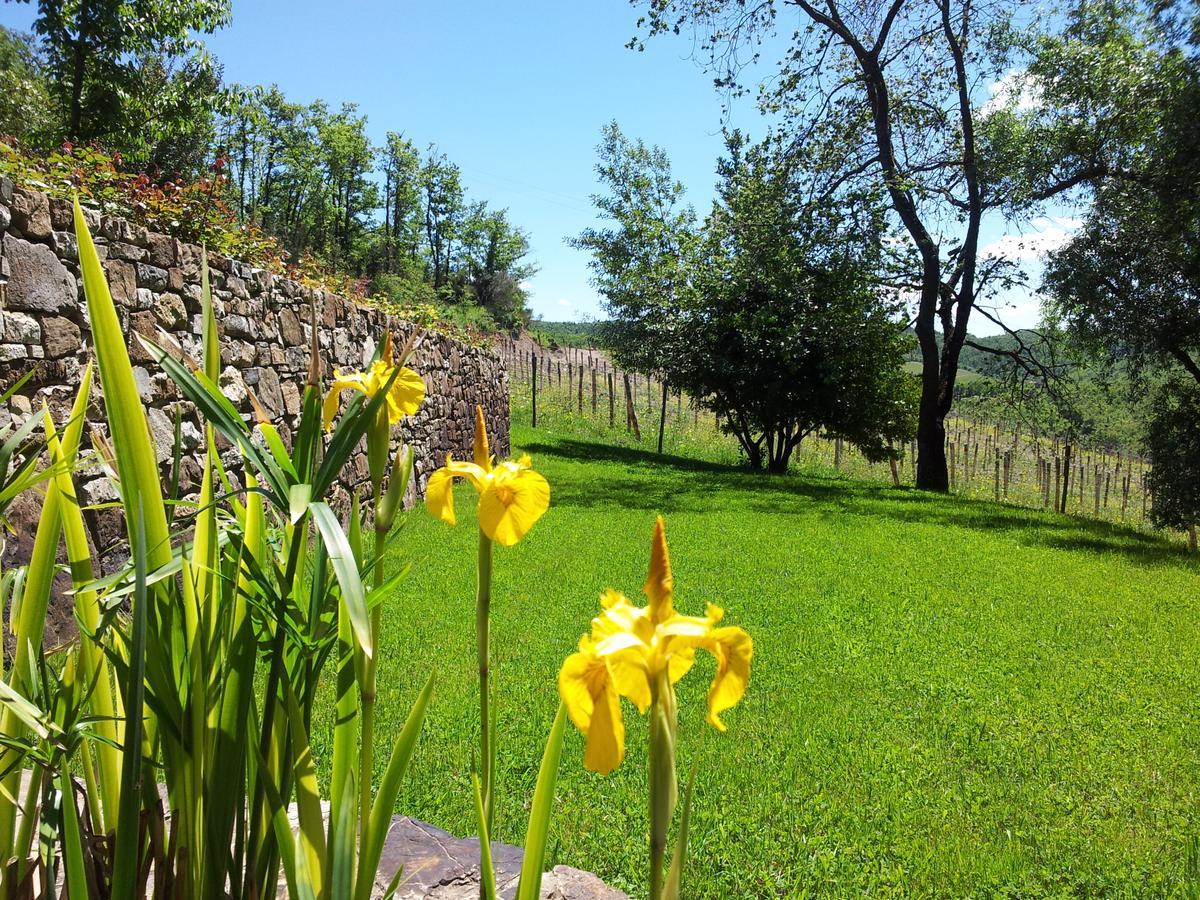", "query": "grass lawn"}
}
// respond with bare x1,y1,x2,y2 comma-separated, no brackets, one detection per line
332,414,1200,898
